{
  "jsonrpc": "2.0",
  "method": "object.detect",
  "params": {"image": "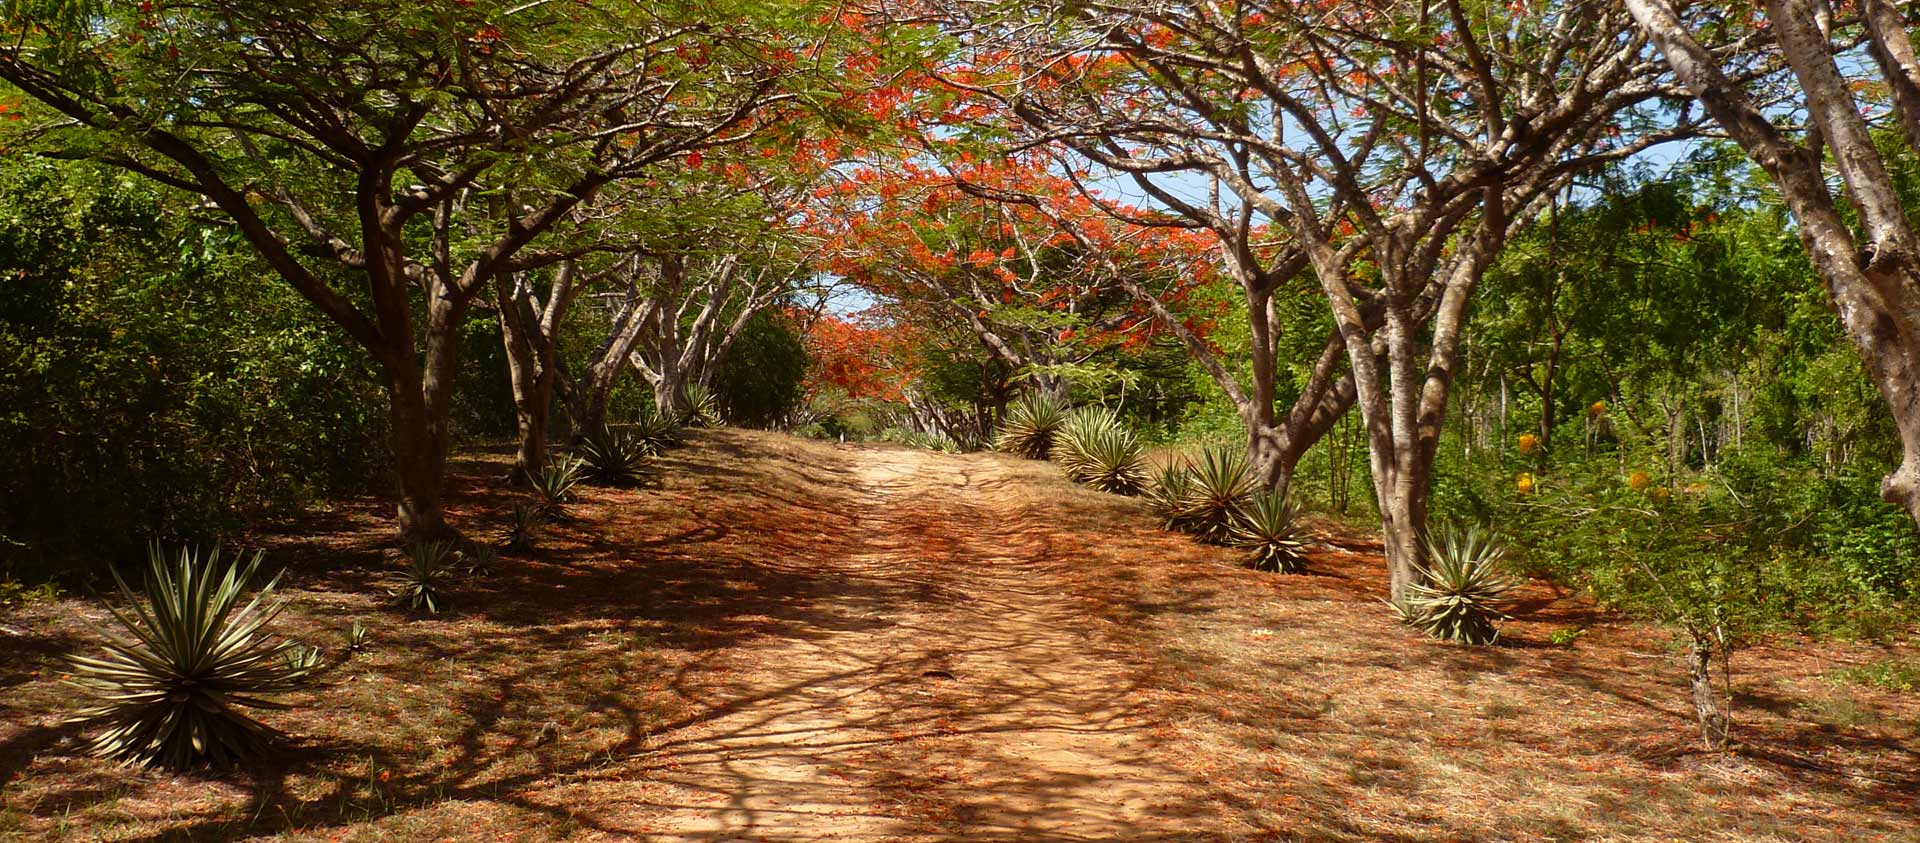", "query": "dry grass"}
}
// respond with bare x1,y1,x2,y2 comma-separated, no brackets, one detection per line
0,429,1915,842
